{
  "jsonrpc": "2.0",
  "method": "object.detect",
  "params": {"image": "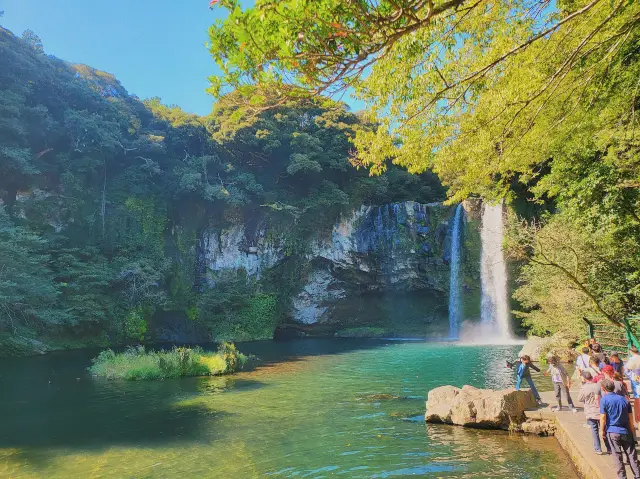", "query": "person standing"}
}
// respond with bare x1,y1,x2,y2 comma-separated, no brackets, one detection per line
578,372,611,455
576,347,591,373
600,379,640,479
626,347,640,398
600,365,629,397
592,343,606,364
581,356,601,381
592,355,607,382
545,354,577,412
611,352,624,375
514,355,542,403
574,347,591,383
